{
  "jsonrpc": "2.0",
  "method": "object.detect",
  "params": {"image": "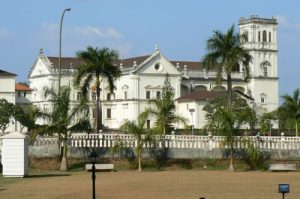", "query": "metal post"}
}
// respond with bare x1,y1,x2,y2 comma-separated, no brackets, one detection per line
58,8,71,94
92,162,96,199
